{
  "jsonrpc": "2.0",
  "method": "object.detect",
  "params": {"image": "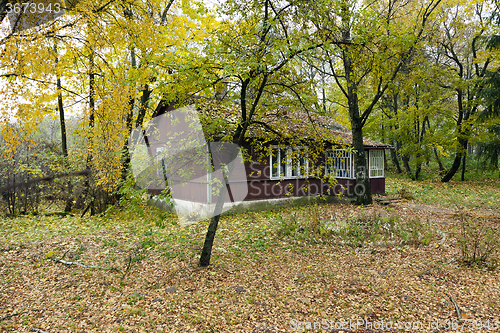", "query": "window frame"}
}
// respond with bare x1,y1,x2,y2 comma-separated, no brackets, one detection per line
270,145,309,180
325,149,353,179
369,149,385,178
